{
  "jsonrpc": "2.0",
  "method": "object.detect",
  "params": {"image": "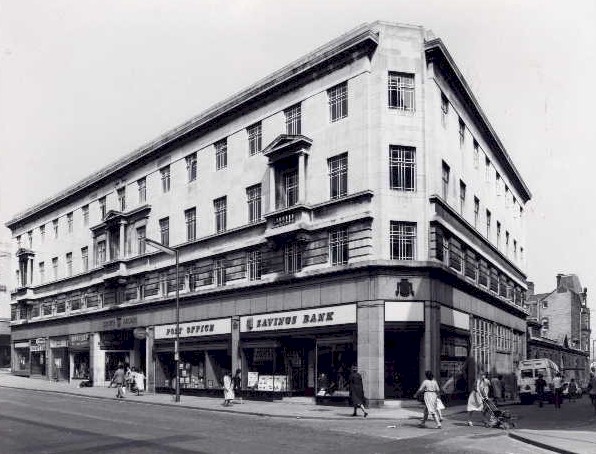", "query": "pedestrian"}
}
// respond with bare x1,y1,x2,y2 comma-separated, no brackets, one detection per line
490,374,503,403
568,378,578,402
349,365,368,418
133,368,145,396
109,363,126,399
414,370,442,429
441,375,455,406
223,372,234,406
587,373,596,413
124,364,132,392
233,368,242,396
553,372,563,409
467,372,490,426
535,373,546,408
